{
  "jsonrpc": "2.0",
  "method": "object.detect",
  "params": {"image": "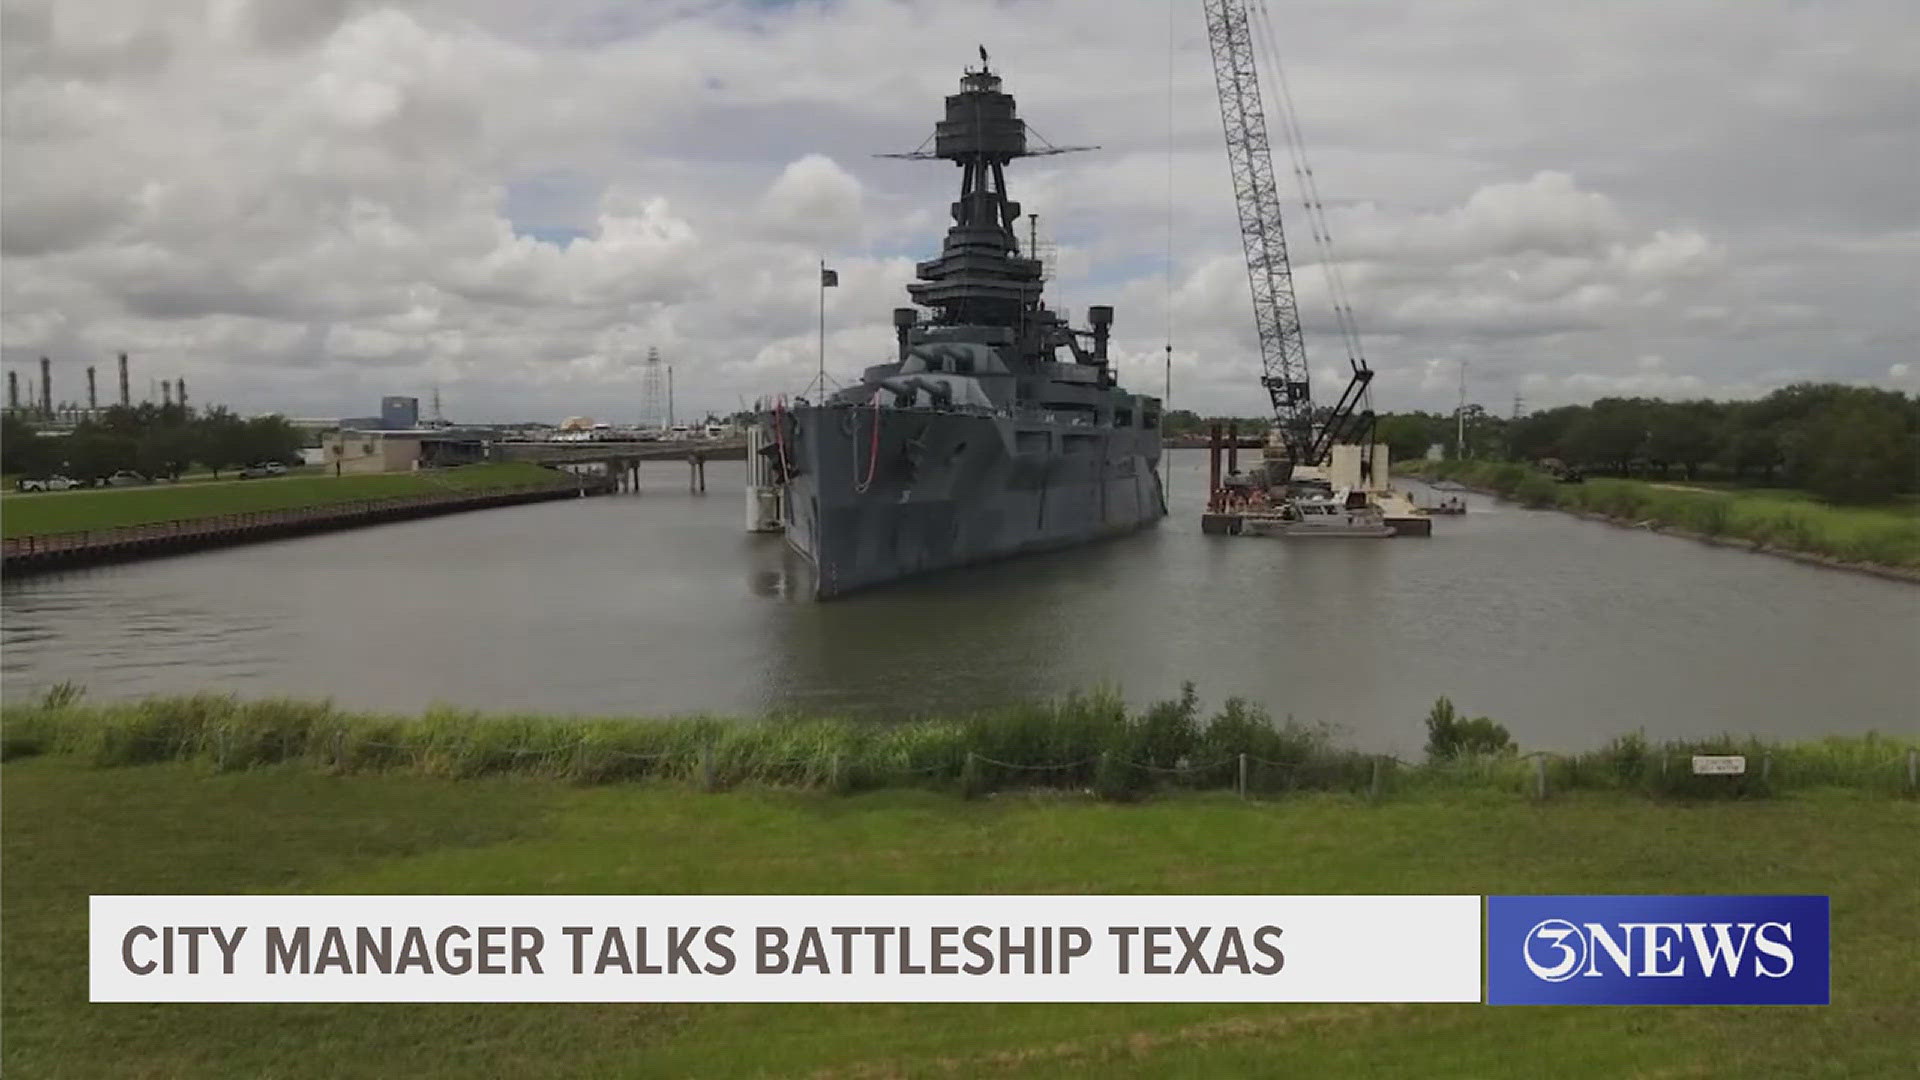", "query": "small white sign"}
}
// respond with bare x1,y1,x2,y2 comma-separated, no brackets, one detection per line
1691,755,1747,776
